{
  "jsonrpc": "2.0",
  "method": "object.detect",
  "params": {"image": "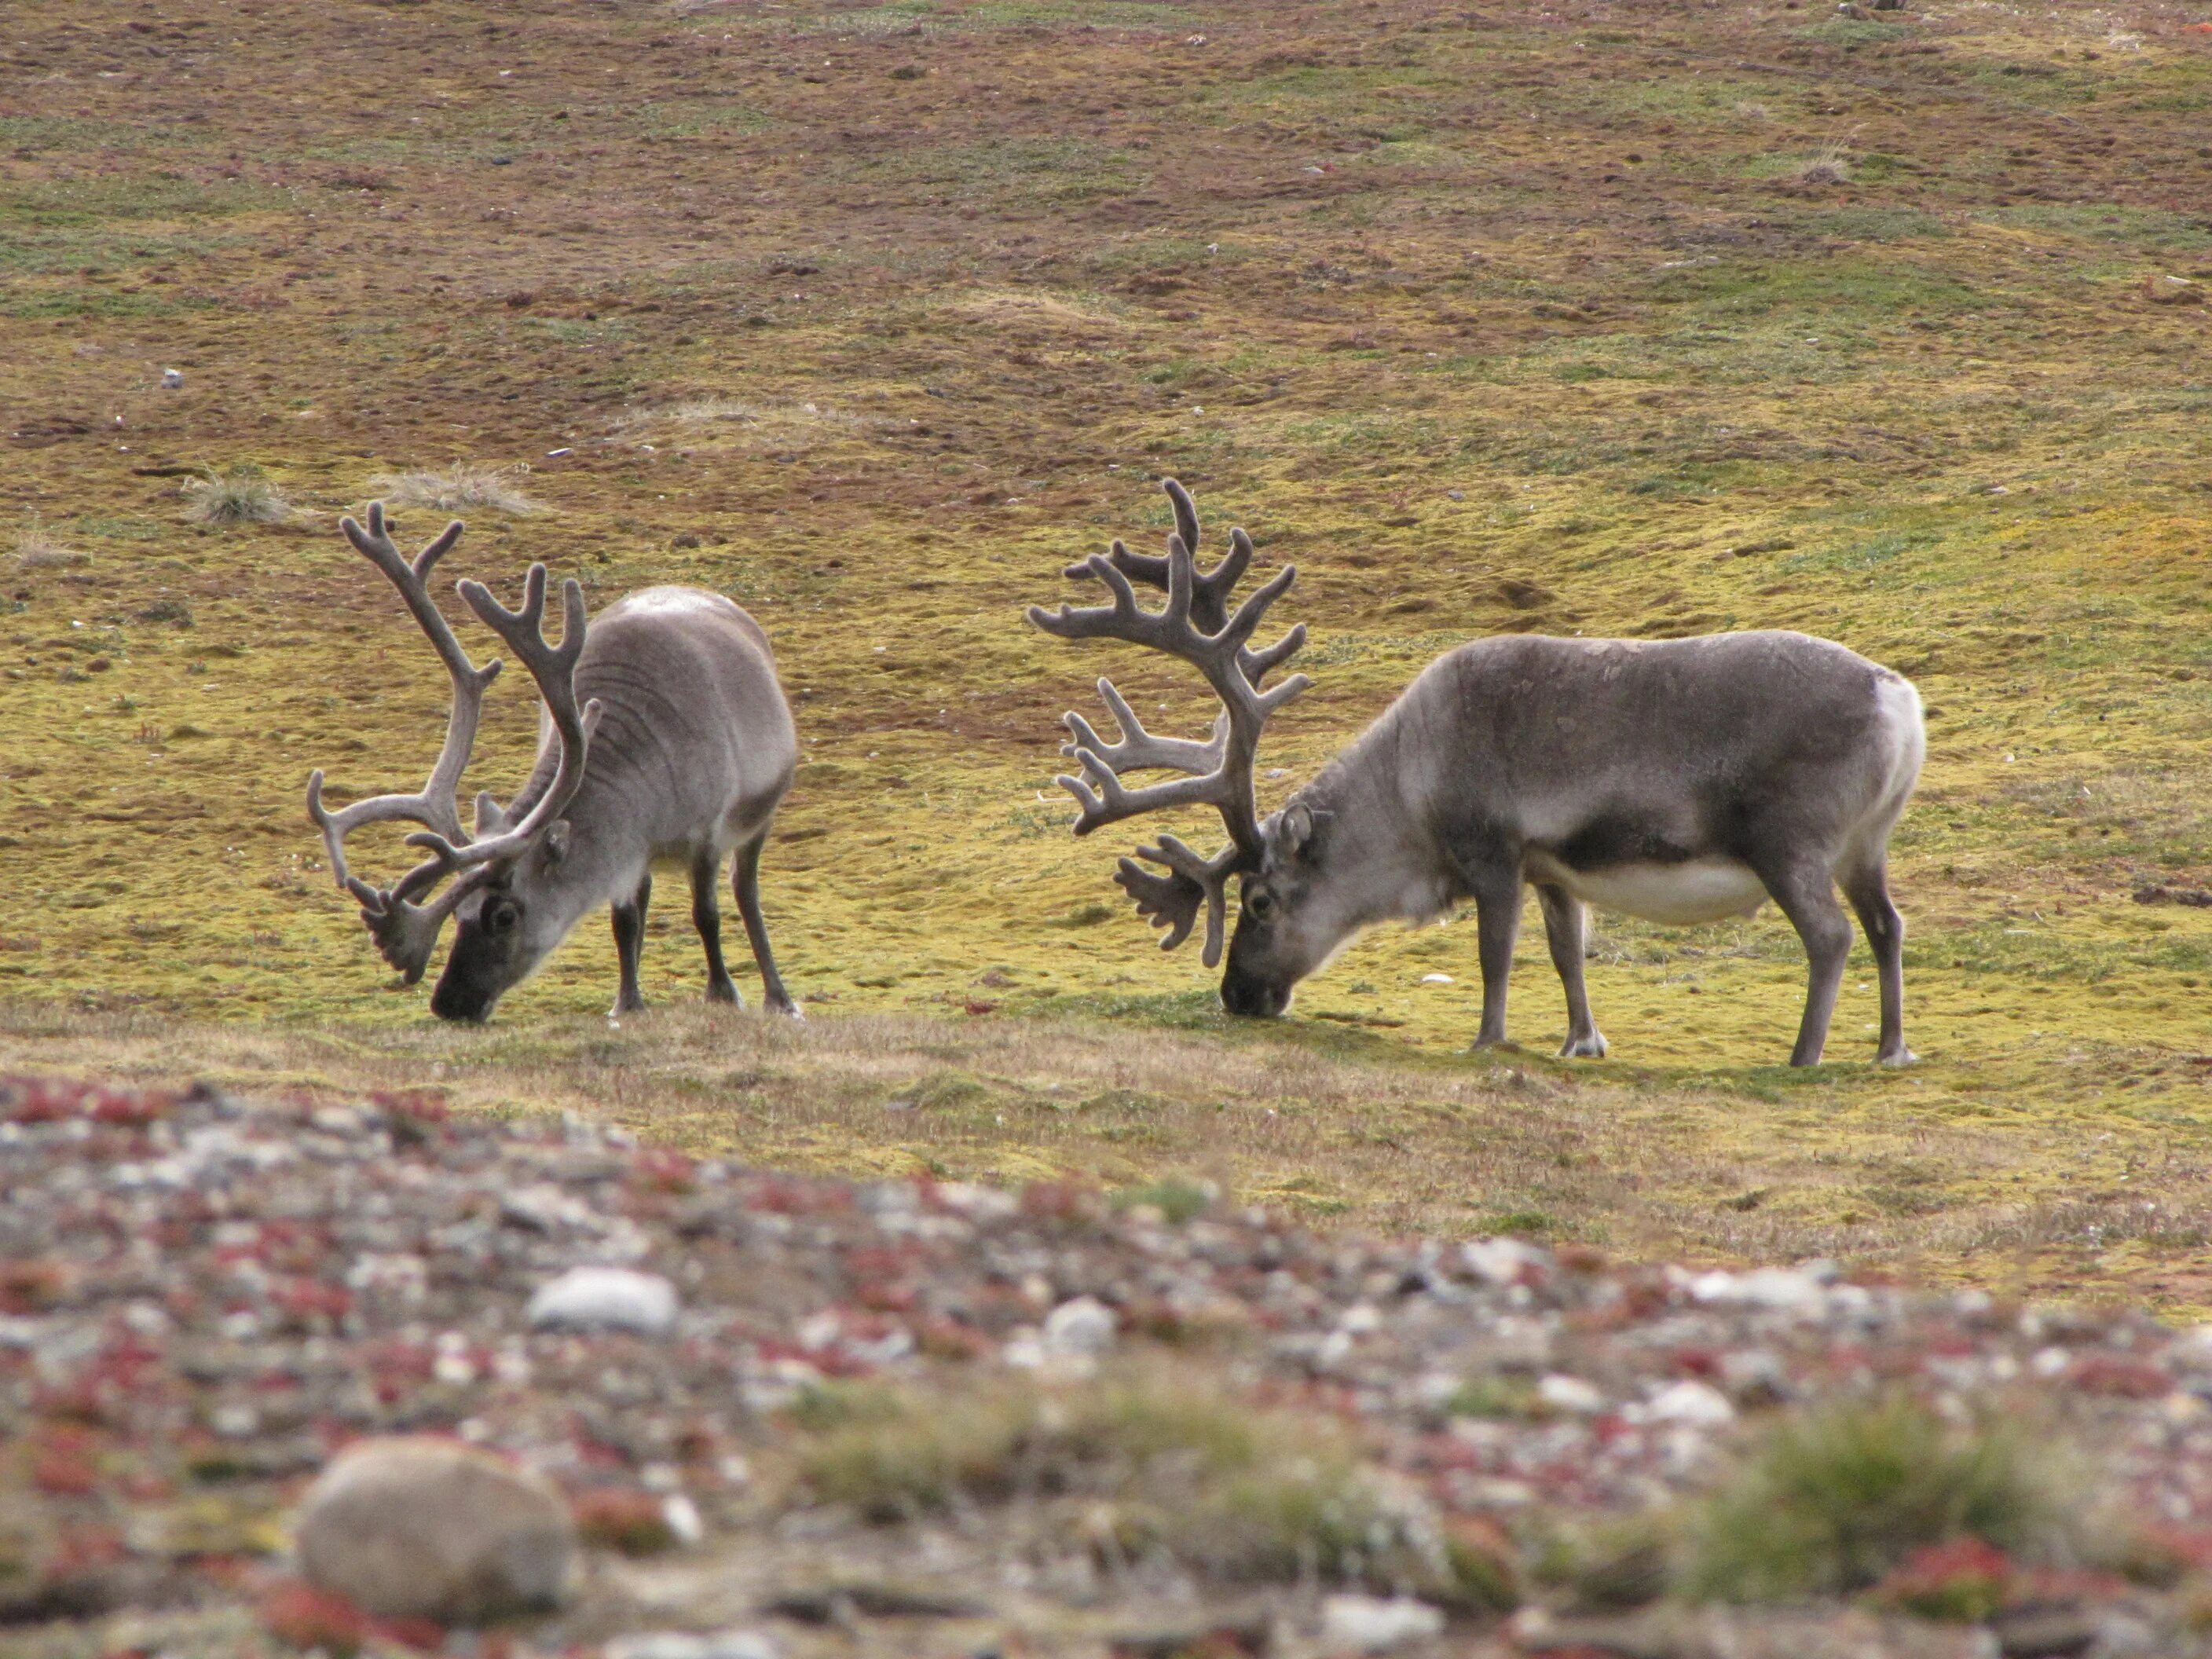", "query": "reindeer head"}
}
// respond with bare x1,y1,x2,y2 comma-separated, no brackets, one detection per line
306,504,601,1023
426,811,582,1024
1028,480,1324,1017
